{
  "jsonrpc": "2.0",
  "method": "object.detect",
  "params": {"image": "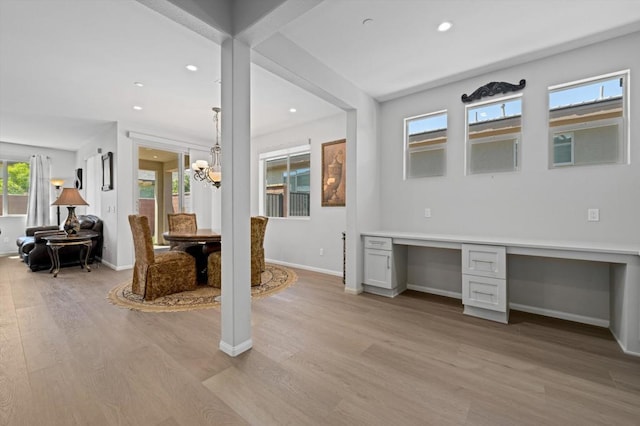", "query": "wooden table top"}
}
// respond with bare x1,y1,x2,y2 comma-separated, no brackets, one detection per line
162,228,221,243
